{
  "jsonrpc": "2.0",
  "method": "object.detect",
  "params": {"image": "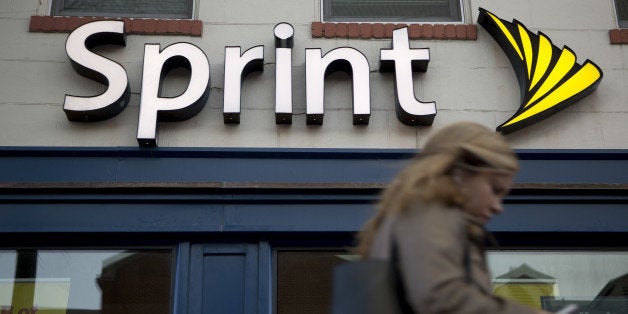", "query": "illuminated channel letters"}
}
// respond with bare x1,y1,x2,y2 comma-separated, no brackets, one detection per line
63,21,437,146
137,42,210,147
63,14,604,145
478,8,603,134
380,27,435,126
305,47,371,125
223,45,264,124
274,23,294,124
61,13,607,146
64,20,130,121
